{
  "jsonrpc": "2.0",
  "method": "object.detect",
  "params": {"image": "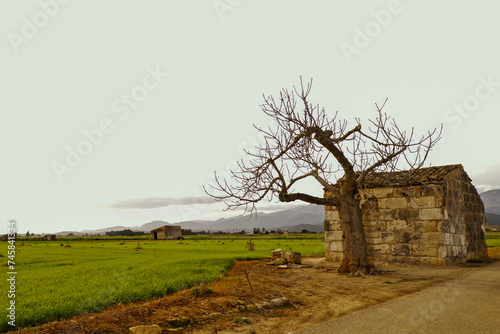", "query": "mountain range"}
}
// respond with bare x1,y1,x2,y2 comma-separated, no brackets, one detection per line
56,204,325,236
56,189,500,235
